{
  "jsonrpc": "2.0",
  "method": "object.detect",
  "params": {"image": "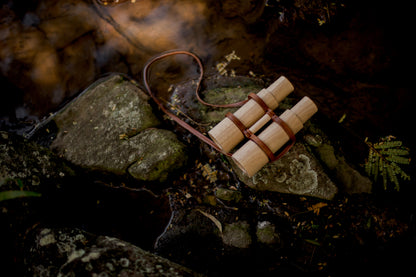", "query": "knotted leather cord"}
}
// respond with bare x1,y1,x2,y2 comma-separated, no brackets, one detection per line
142,50,295,161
